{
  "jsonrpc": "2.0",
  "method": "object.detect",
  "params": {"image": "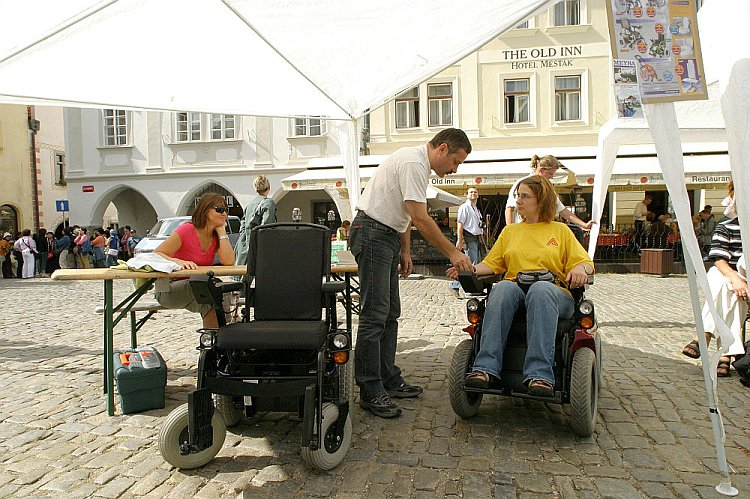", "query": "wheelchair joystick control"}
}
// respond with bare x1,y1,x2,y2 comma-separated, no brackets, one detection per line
207,270,215,277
